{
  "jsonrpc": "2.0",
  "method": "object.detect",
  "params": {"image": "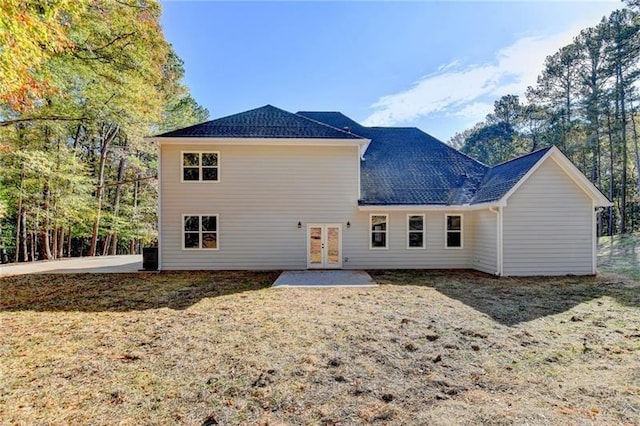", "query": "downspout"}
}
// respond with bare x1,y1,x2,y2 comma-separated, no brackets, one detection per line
592,203,599,275
489,206,503,276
